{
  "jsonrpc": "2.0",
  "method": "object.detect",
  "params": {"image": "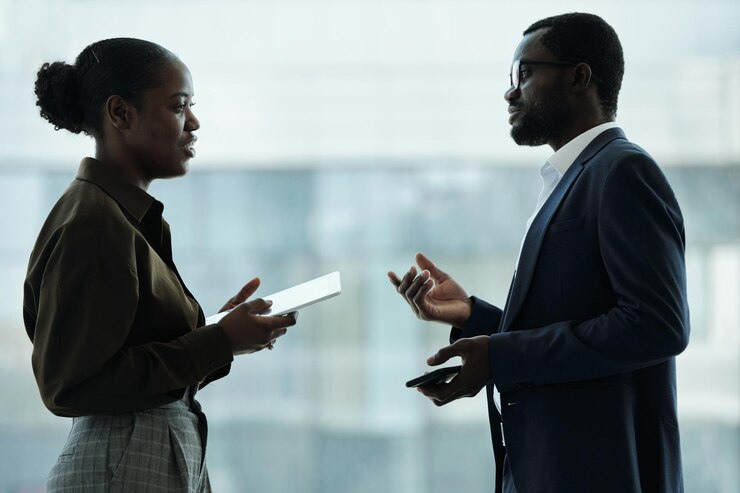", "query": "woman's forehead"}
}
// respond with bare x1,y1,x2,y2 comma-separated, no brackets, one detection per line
149,58,194,97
